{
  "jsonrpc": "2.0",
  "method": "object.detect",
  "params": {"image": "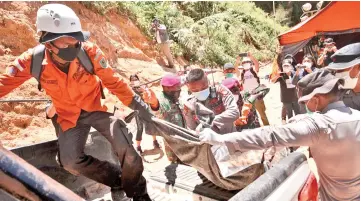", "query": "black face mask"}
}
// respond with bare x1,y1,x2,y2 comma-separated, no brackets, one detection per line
51,42,81,62
164,90,181,102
